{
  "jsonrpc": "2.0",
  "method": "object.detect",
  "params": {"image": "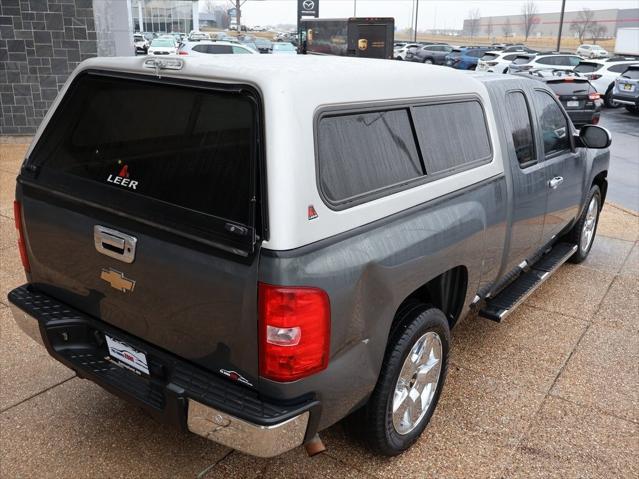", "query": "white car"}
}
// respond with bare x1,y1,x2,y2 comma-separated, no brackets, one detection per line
394,43,421,61
177,41,258,56
574,59,639,107
477,50,529,73
133,34,149,55
271,42,296,55
576,44,609,59
508,53,581,74
188,31,210,41
148,38,177,56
